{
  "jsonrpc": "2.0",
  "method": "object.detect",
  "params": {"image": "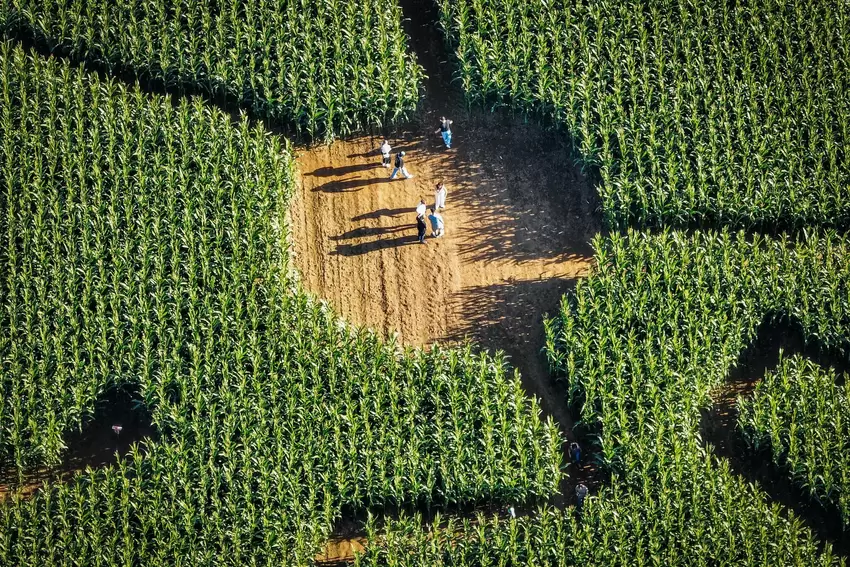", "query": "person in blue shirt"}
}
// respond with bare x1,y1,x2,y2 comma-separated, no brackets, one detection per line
428,209,445,238
569,442,581,466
